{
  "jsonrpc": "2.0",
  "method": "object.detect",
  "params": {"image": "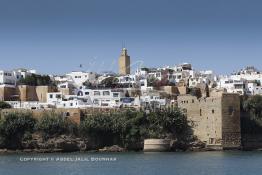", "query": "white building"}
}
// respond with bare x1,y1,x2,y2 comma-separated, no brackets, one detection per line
117,74,138,88
188,77,206,88
230,66,262,82
218,77,247,95
140,95,167,107
52,75,68,83
247,82,262,95
46,92,92,108
140,79,153,91
0,68,36,85
76,88,125,107
6,101,49,110
0,70,16,85
66,71,96,87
